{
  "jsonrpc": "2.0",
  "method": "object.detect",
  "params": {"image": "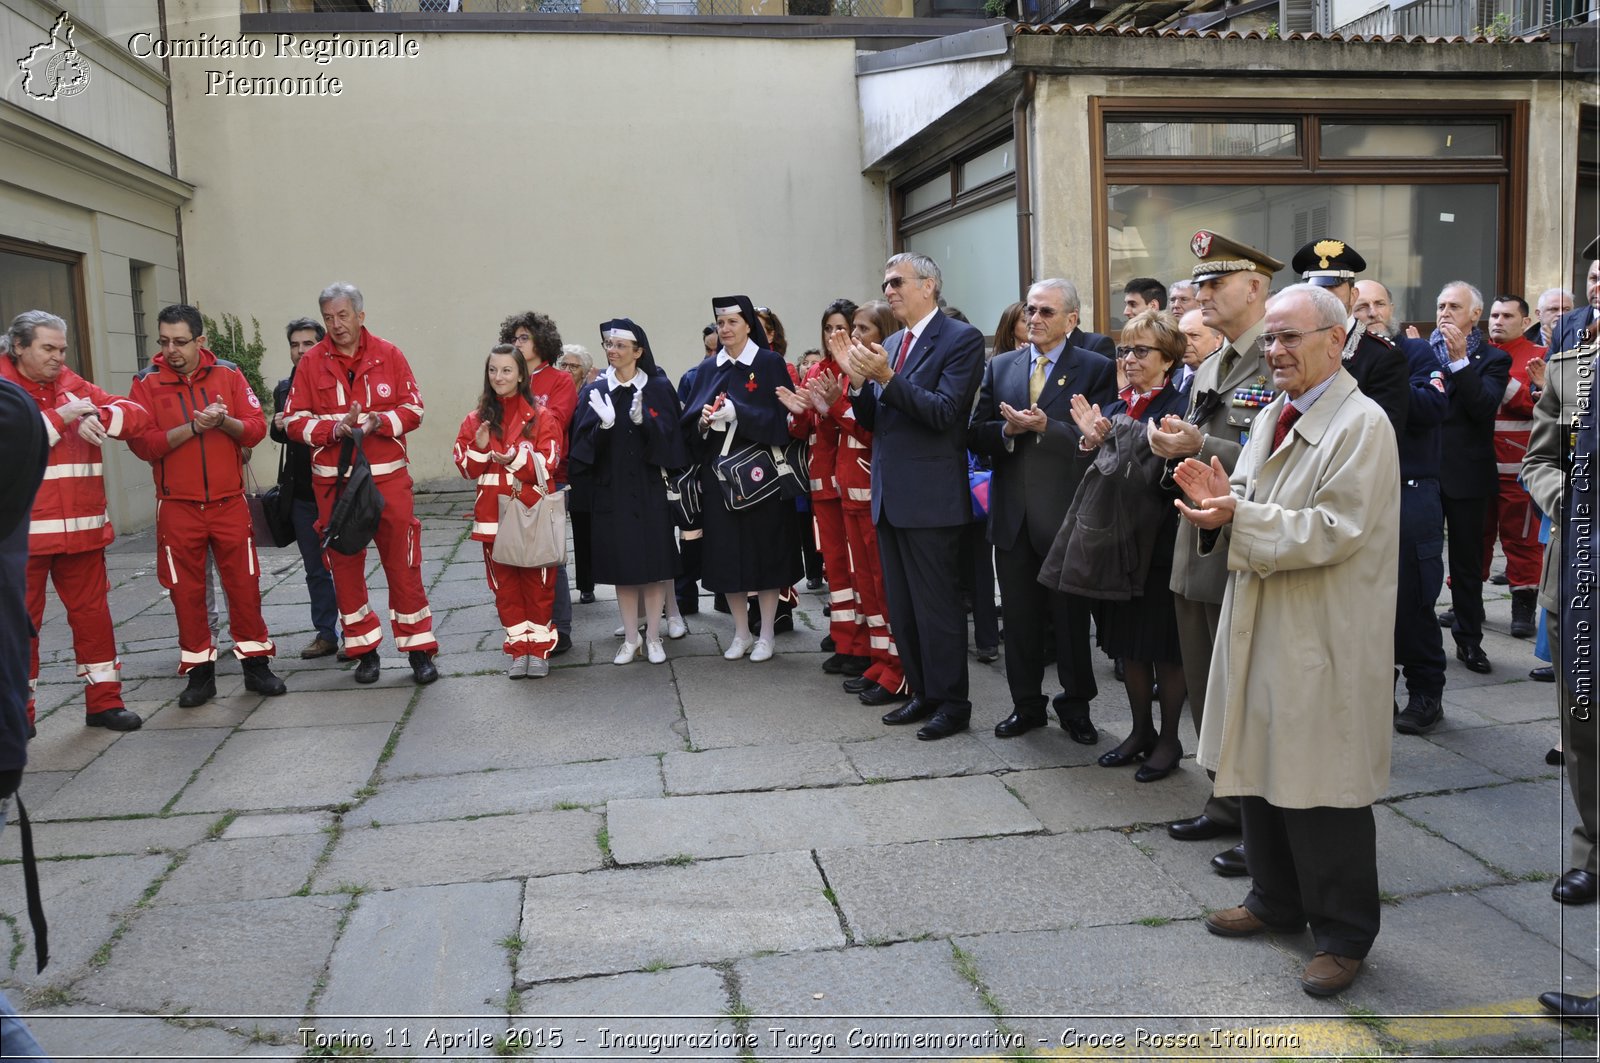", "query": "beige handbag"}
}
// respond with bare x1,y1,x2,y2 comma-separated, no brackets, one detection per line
490,458,568,568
